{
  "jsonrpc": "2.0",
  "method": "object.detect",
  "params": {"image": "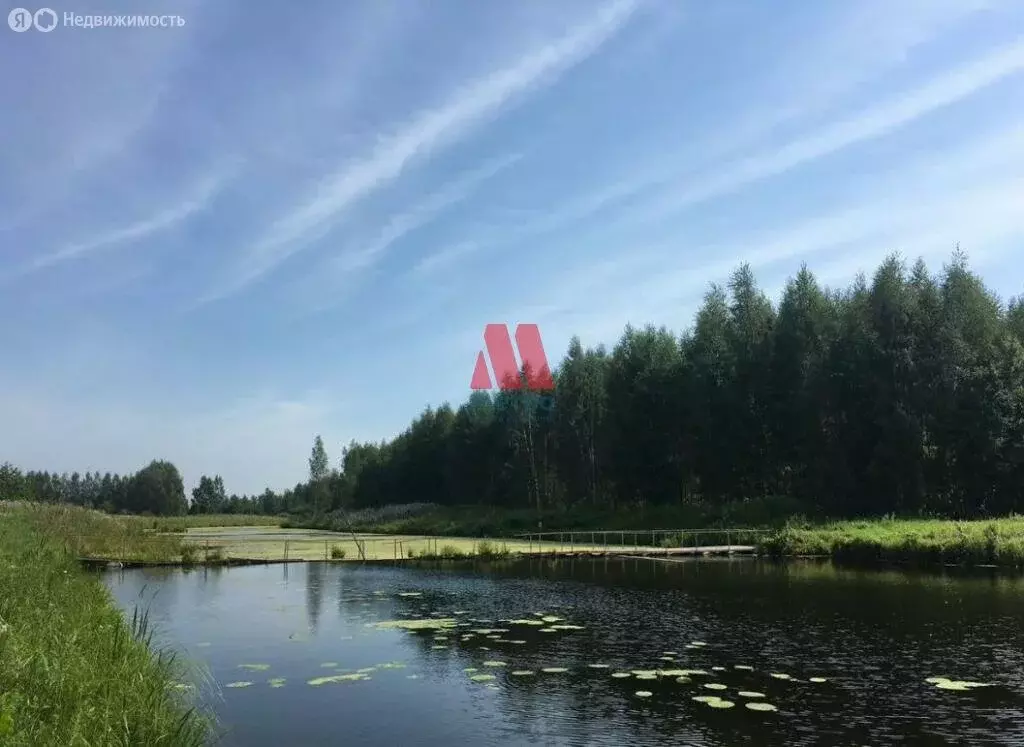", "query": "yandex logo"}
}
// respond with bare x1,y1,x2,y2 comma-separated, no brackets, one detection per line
470,324,555,392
